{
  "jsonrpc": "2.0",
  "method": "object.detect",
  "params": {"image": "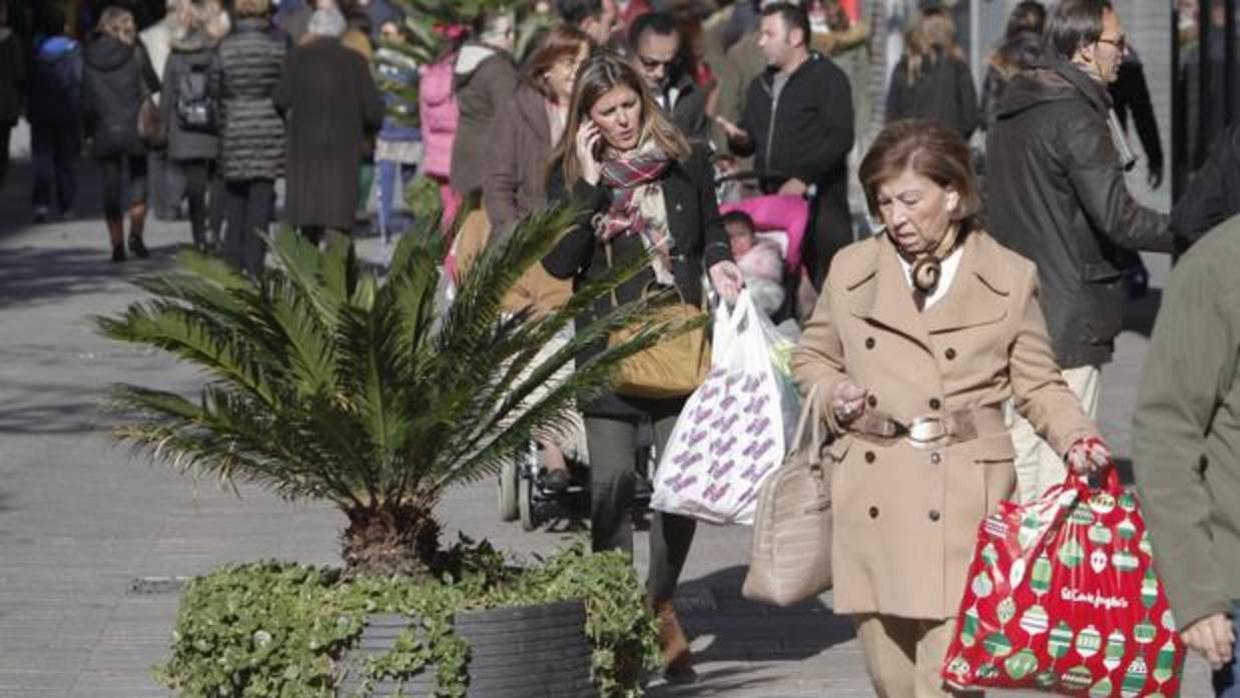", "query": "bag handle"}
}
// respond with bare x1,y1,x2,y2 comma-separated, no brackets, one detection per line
788,383,824,471
1065,462,1122,495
